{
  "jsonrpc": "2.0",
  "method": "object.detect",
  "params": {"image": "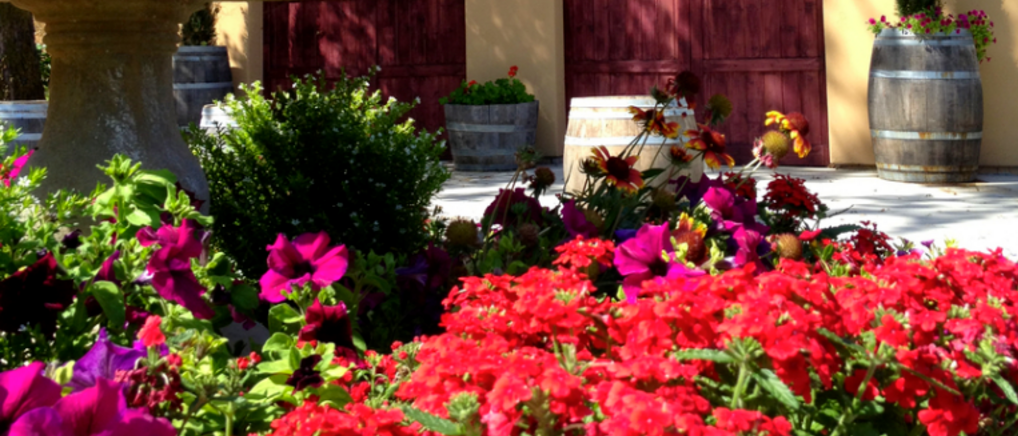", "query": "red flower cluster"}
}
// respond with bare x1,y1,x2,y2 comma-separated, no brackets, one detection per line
762,174,822,231
722,172,757,201
262,400,419,436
